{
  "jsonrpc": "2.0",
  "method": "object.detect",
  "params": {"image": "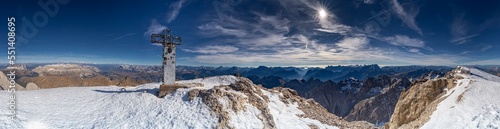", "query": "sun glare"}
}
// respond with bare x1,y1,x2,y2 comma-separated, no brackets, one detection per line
318,8,327,19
